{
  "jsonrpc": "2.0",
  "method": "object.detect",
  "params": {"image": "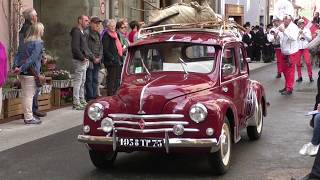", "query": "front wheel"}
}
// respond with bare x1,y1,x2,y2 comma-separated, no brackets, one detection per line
247,101,263,140
208,118,232,175
89,150,117,169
